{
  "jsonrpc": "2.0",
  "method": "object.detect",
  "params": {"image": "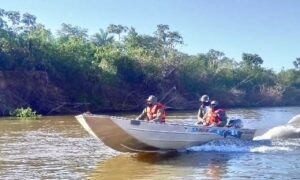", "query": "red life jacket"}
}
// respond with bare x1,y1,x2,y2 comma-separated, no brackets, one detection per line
206,109,225,126
146,103,166,122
